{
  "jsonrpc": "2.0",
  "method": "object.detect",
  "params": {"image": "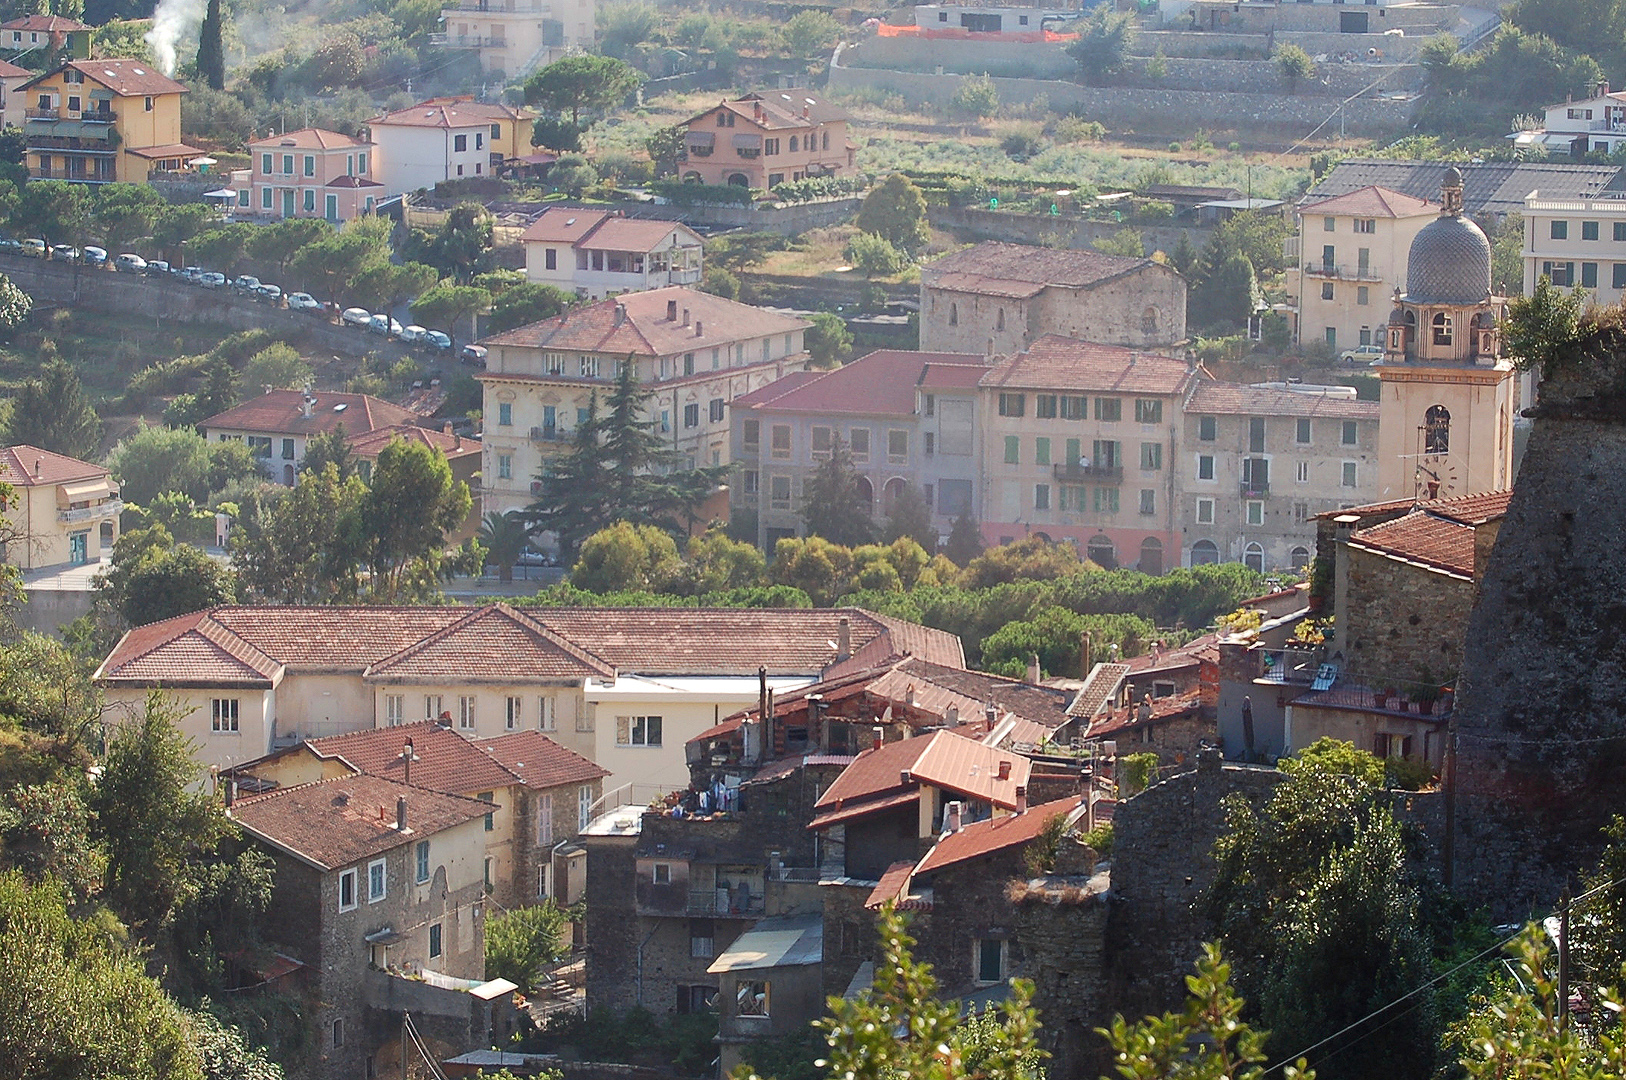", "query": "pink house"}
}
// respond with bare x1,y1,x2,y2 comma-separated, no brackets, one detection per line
229,128,384,223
